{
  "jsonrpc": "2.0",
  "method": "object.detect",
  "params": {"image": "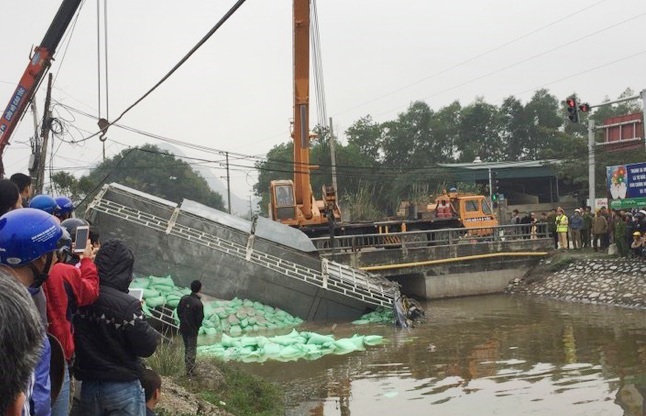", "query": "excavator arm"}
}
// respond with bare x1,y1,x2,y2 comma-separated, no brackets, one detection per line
0,0,82,177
